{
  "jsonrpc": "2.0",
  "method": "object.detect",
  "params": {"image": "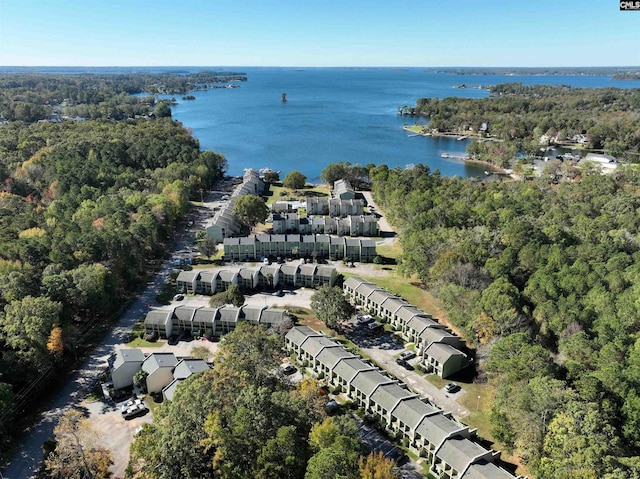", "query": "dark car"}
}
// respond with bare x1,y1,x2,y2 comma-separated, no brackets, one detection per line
396,358,414,370
281,364,297,375
445,382,461,393
167,335,179,345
